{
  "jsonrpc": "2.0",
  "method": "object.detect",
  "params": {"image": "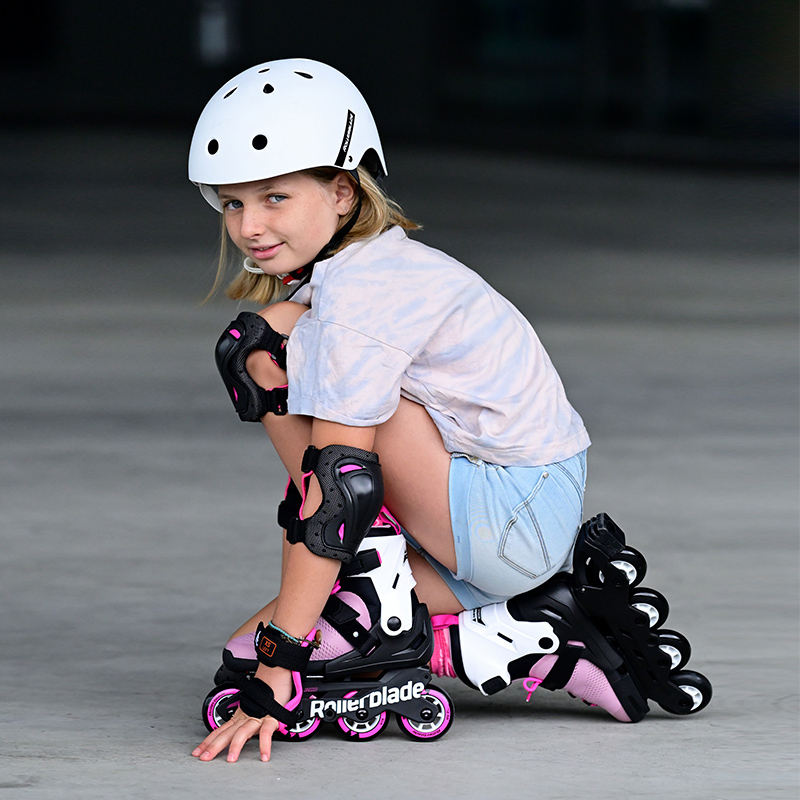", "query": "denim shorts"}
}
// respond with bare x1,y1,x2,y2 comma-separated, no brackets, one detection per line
403,450,587,610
